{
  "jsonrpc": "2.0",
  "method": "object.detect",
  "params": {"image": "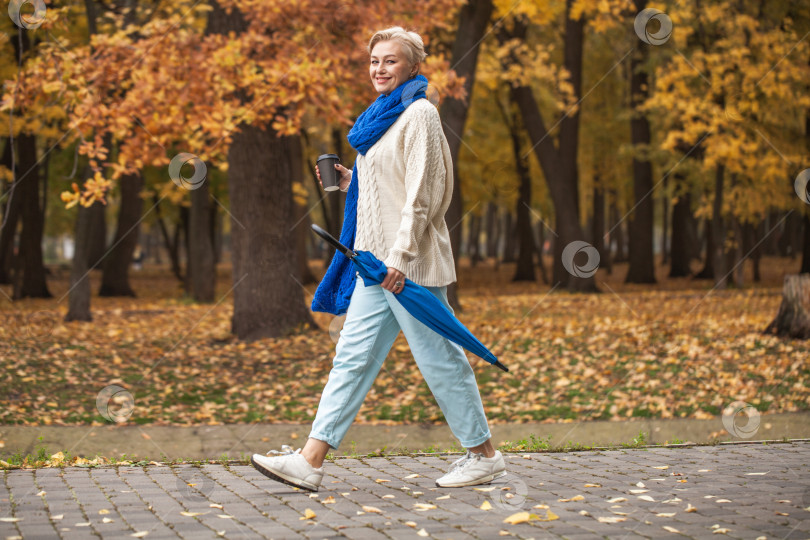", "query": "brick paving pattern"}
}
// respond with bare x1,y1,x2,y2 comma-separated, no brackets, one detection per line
1,442,808,539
